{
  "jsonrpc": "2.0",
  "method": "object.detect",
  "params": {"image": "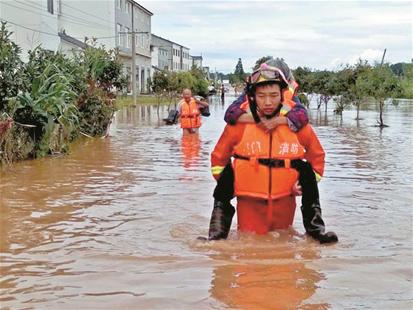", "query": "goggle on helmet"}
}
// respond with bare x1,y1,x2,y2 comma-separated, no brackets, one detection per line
248,63,289,89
